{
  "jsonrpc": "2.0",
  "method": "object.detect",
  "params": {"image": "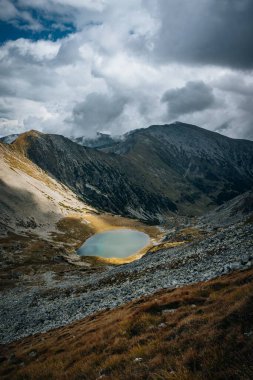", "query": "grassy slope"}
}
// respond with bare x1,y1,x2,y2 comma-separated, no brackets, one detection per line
1,268,253,380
